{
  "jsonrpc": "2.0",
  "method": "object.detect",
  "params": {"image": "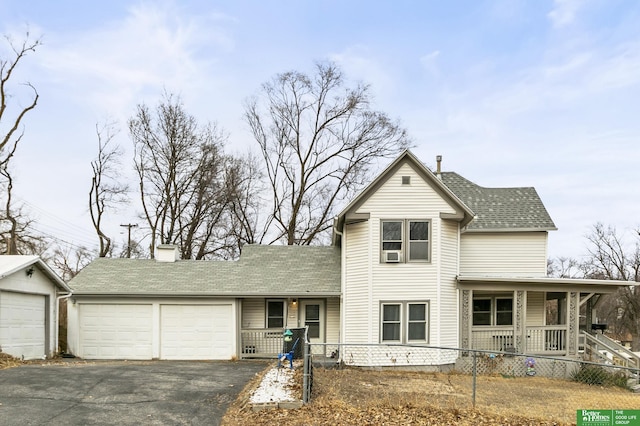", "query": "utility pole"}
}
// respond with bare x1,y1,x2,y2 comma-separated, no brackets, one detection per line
120,223,138,258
